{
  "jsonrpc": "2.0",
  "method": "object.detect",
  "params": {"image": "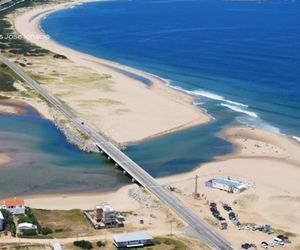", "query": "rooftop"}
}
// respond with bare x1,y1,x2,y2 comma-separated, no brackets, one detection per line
0,211,4,220
213,178,247,189
0,199,25,207
113,231,152,242
18,222,35,228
